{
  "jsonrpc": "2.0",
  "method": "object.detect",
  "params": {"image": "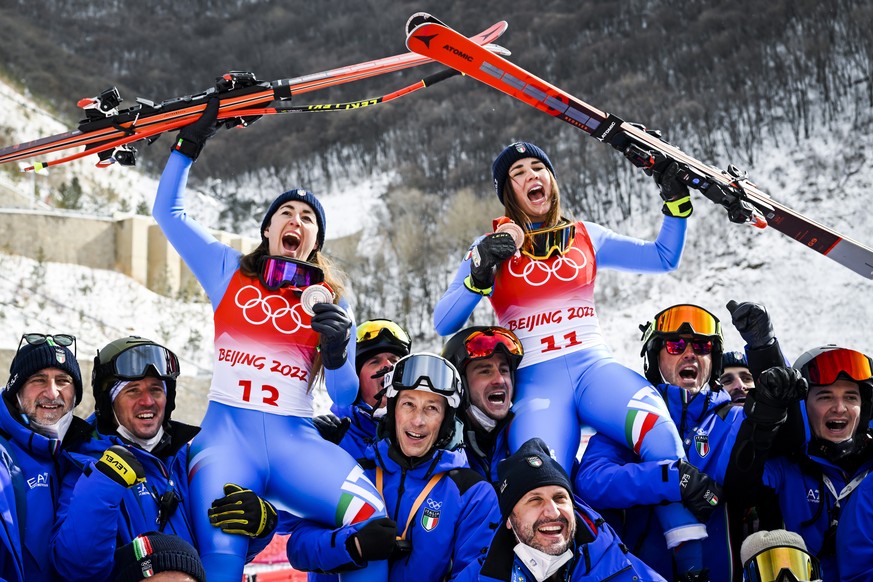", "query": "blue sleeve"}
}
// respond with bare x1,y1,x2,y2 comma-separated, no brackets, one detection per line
708,408,746,484
449,482,501,581
283,513,362,573
433,238,487,336
153,150,242,310
50,464,127,582
587,215,686,273
324,299,359,407
837,478,873,581
575,434,680,509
